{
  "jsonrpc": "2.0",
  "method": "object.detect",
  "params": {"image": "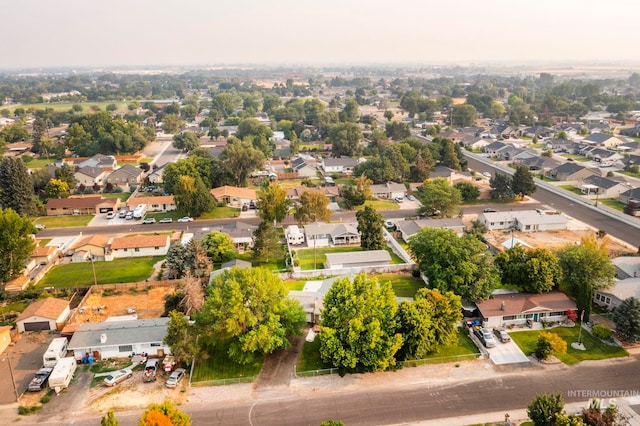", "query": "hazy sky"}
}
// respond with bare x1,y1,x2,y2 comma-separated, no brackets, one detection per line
3,0,639,68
